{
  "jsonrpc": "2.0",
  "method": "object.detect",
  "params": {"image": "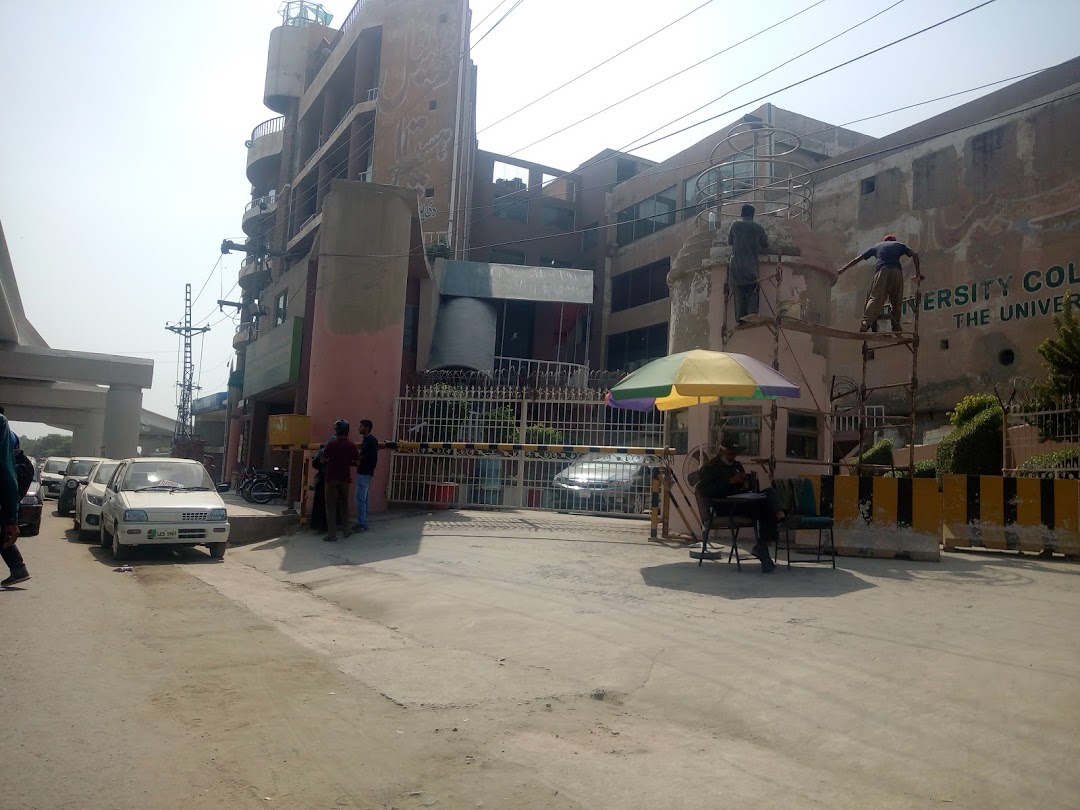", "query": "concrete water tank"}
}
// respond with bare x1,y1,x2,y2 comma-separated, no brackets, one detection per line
427,297,498,373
